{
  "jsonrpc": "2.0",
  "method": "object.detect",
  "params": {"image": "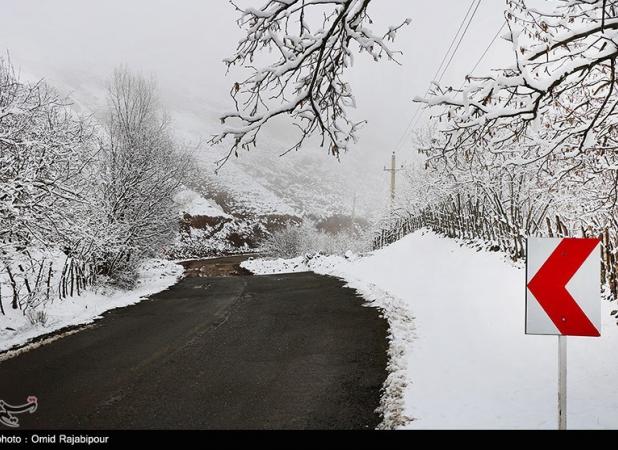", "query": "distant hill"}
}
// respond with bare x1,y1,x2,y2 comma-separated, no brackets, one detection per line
27,64,391,222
